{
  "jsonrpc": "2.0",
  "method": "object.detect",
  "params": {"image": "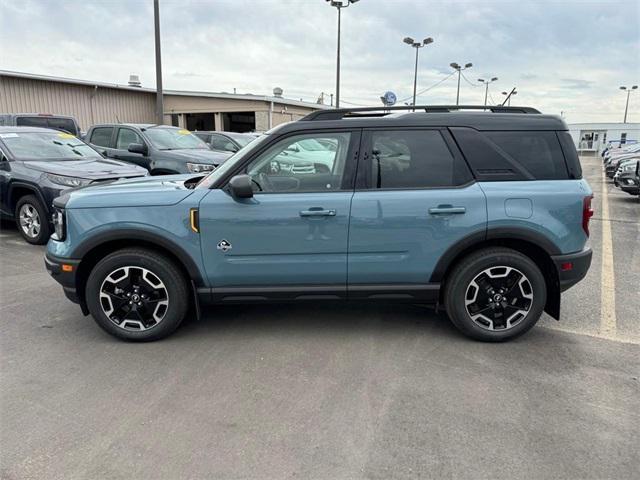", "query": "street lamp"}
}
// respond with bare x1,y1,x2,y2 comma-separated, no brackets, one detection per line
620,85,638,123
477,77,498,106
403,36,434,111
501,90,517,106
450,62,473,105
325,0,359,108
